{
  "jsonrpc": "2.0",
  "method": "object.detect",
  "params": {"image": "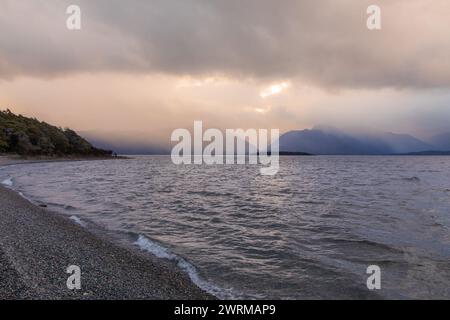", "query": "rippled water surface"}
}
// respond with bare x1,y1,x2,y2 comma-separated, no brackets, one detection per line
2,156,450,299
